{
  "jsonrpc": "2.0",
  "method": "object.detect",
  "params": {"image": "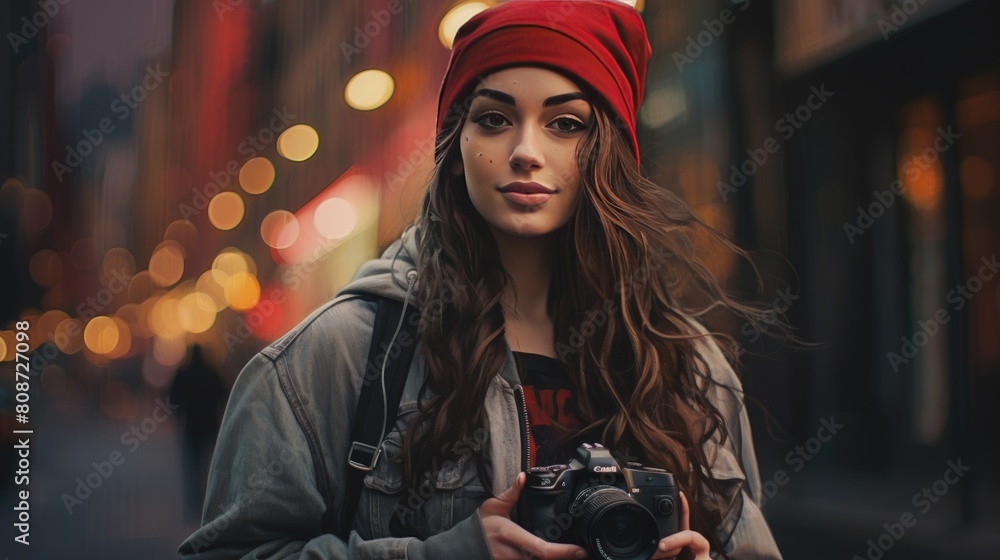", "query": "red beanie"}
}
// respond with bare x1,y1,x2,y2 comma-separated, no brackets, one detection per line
436,0,652,163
